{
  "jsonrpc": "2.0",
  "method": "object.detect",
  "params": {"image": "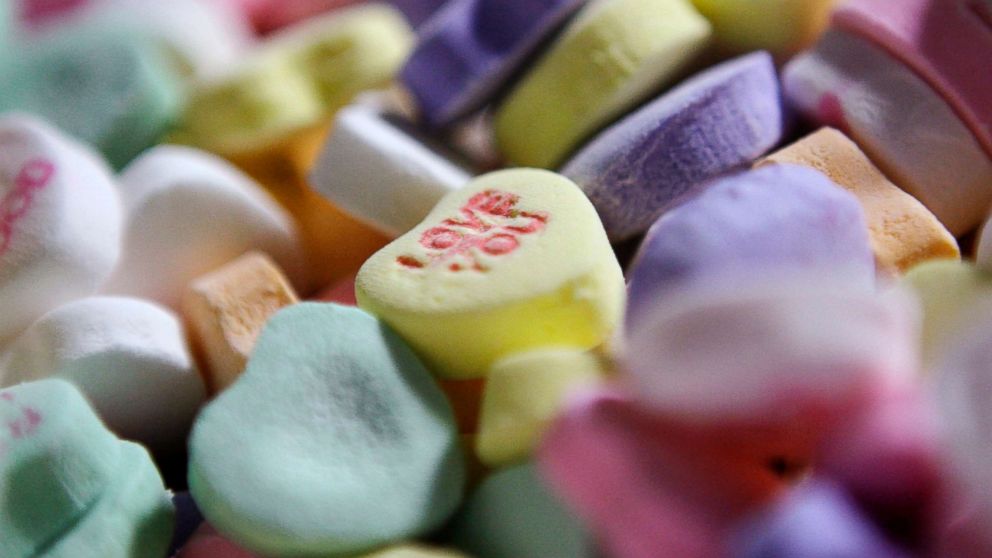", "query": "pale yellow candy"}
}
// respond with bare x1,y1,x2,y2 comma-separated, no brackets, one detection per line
182,252,299,395
903,260,992,369
356,169,626,379
476,348,607,467
493,0,712,168
690,0,836,59
363,544,468,558
758,128,959,276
